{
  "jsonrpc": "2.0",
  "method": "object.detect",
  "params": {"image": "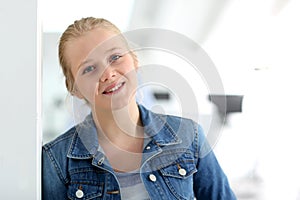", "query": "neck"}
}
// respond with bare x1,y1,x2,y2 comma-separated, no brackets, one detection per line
92,101,143,144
